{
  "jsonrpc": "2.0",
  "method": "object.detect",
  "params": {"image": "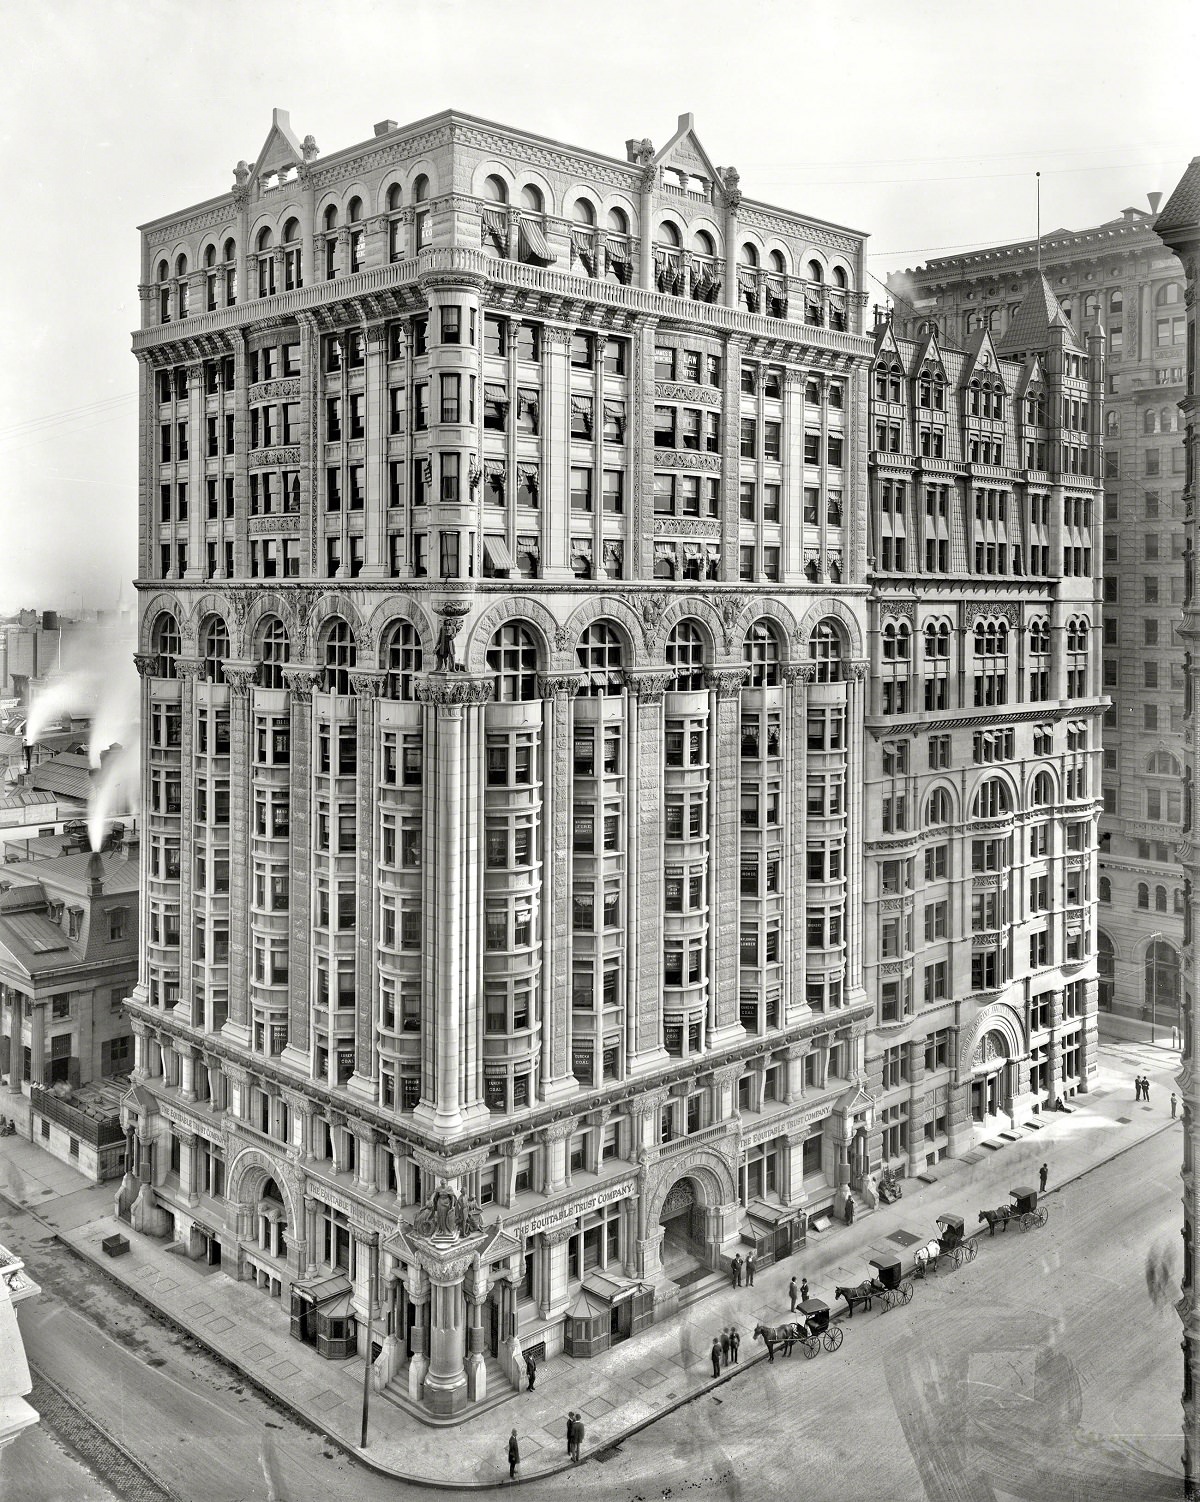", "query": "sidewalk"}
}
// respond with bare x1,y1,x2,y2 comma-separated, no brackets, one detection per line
0,1038,1182,1488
